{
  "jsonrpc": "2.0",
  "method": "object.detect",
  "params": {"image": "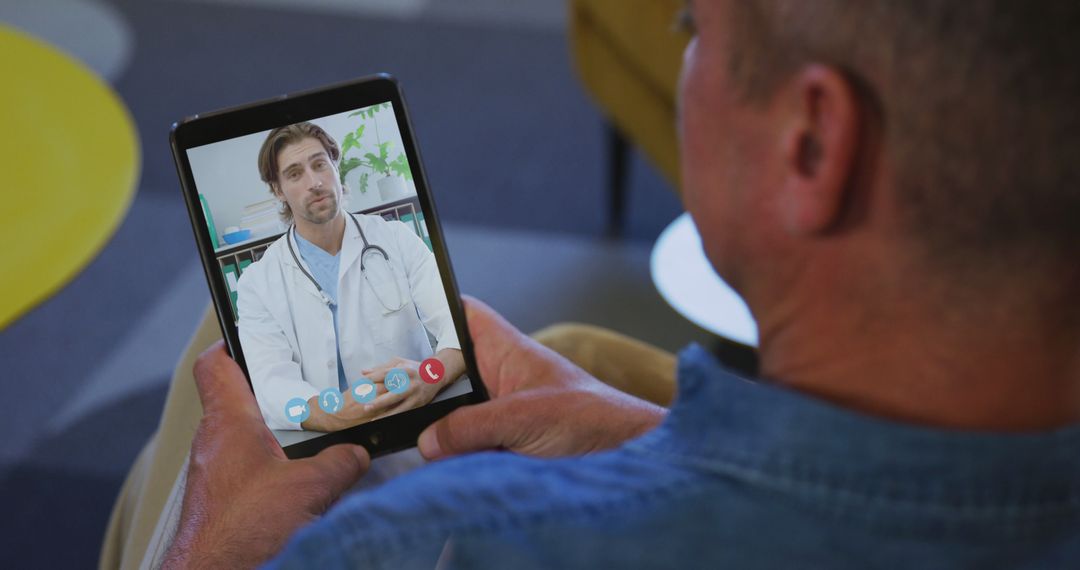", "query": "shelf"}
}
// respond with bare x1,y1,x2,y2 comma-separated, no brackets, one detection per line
215,233,281,256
